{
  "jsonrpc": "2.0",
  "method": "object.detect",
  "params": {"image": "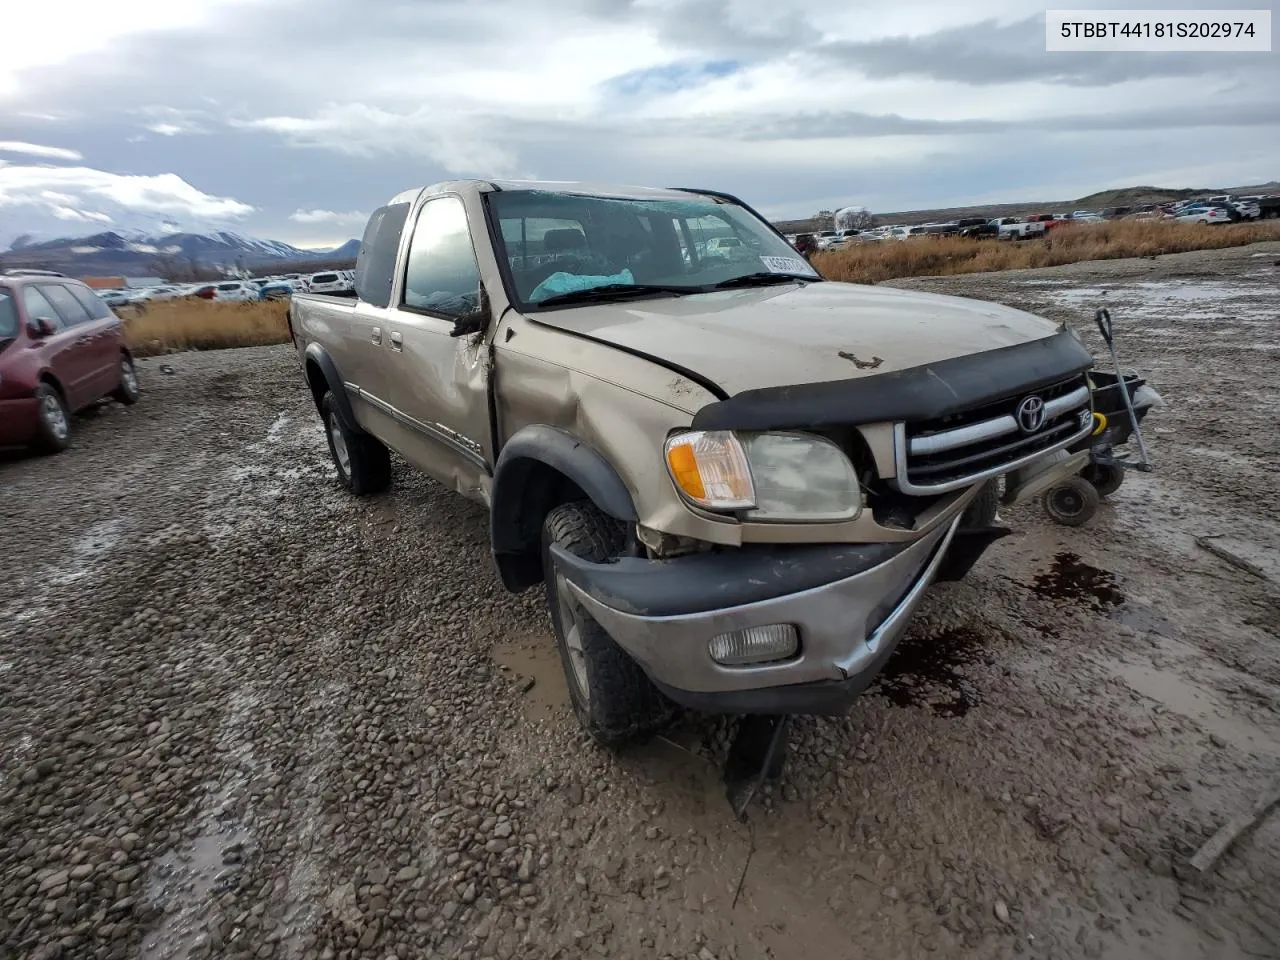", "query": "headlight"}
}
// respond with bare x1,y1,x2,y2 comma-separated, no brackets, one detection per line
740,432,861,522
664,430,862,521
